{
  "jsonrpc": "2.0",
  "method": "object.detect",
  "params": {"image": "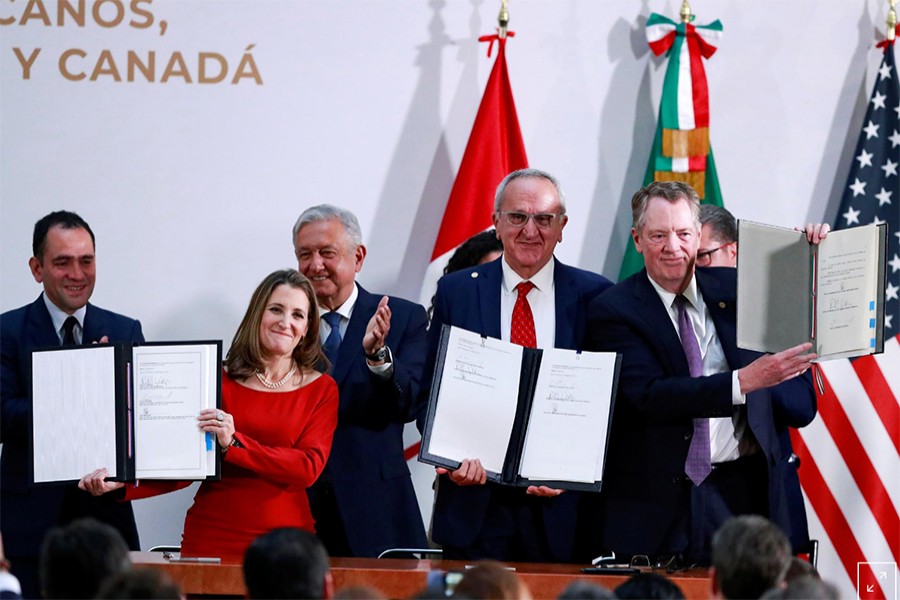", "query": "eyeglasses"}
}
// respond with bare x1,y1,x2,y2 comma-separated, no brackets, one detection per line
497,211,563,229
696,243,732,265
